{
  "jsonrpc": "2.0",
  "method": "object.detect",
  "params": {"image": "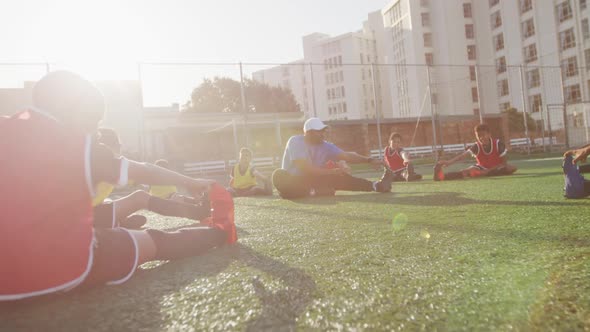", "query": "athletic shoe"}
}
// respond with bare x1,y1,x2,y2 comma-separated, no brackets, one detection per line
373,180,391,193
120,215,147,229
563,155,587,199
433,164,445,181
206,183,237,244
